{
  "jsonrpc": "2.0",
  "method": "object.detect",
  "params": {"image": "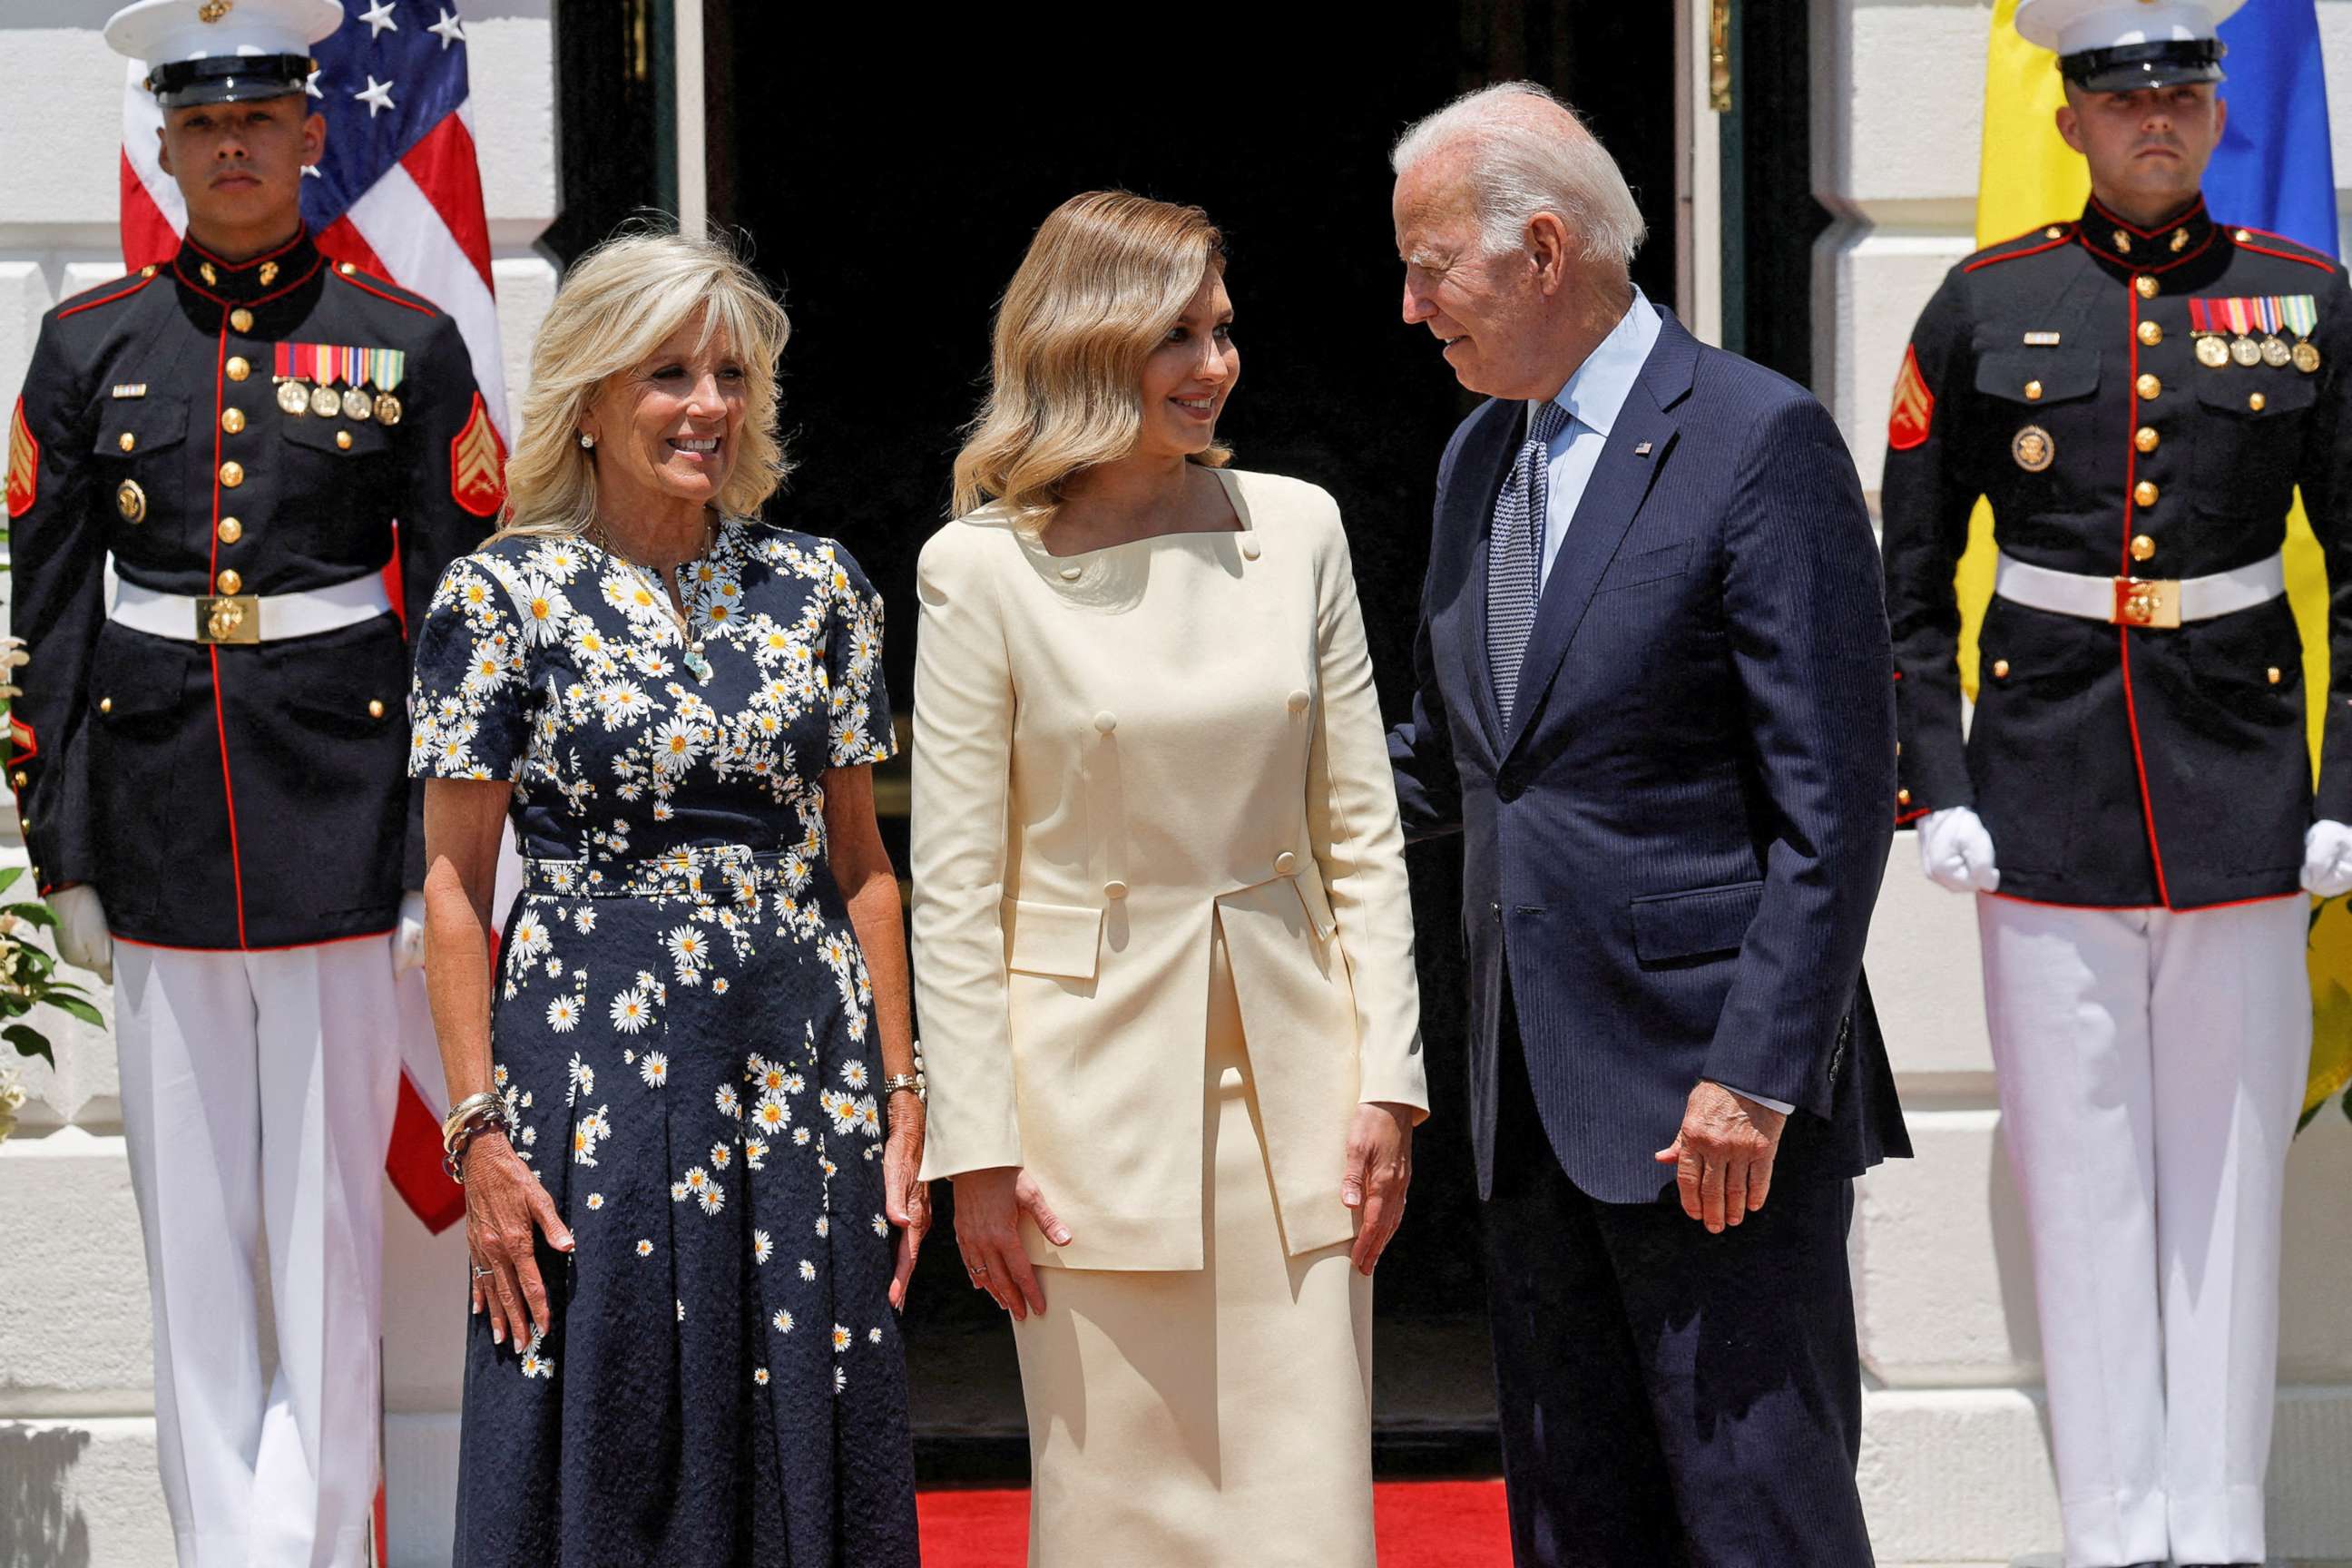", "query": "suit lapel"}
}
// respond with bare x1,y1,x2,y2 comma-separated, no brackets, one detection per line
1499,311,1698,760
